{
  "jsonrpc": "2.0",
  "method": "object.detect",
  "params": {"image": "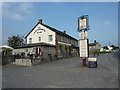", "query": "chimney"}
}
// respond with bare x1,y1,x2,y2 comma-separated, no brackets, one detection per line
38,19,42,24
63,30,66,34
94,40,96,43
